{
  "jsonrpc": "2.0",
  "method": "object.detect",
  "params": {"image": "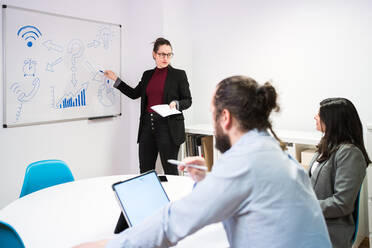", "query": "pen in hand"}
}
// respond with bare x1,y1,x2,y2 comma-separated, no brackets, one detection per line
167,159,207,171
